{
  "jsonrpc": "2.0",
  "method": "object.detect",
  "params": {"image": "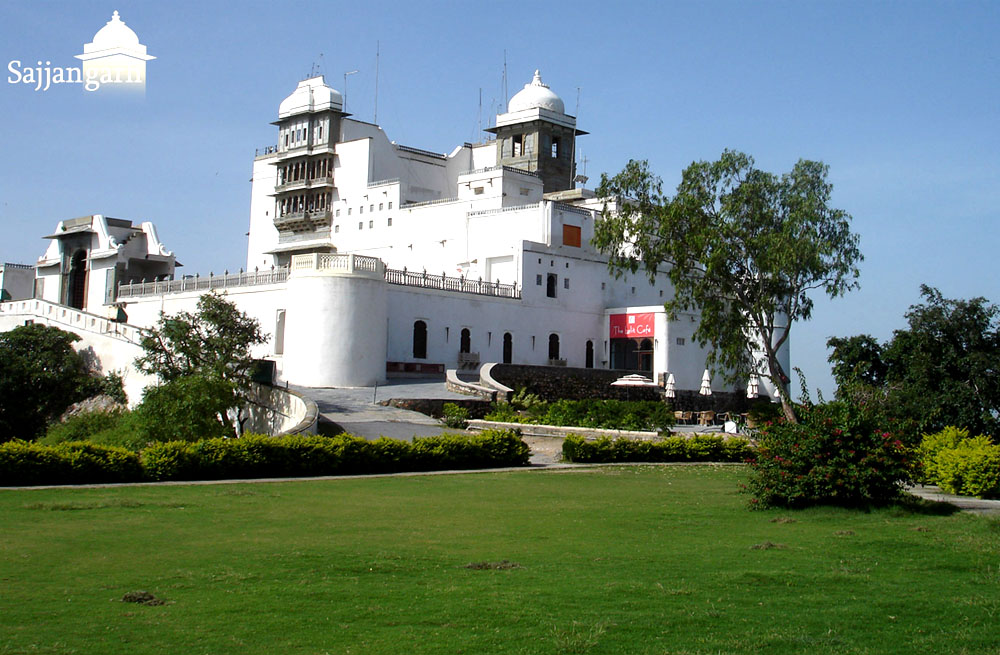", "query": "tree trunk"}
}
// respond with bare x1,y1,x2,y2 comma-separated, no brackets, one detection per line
767,357,798,424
